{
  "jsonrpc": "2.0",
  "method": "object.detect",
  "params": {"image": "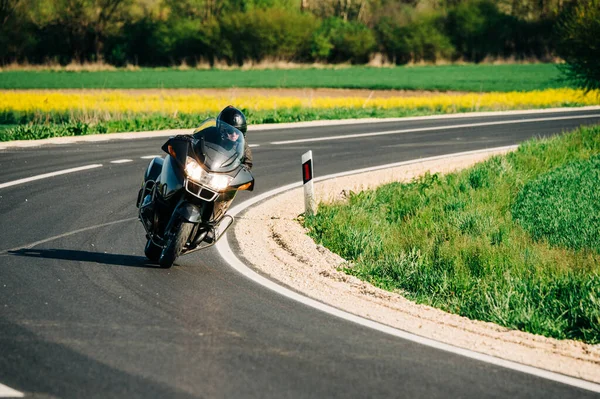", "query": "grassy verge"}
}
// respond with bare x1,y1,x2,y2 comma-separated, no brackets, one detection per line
0,64,570,92
304,125,600,344
0,124,16,133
